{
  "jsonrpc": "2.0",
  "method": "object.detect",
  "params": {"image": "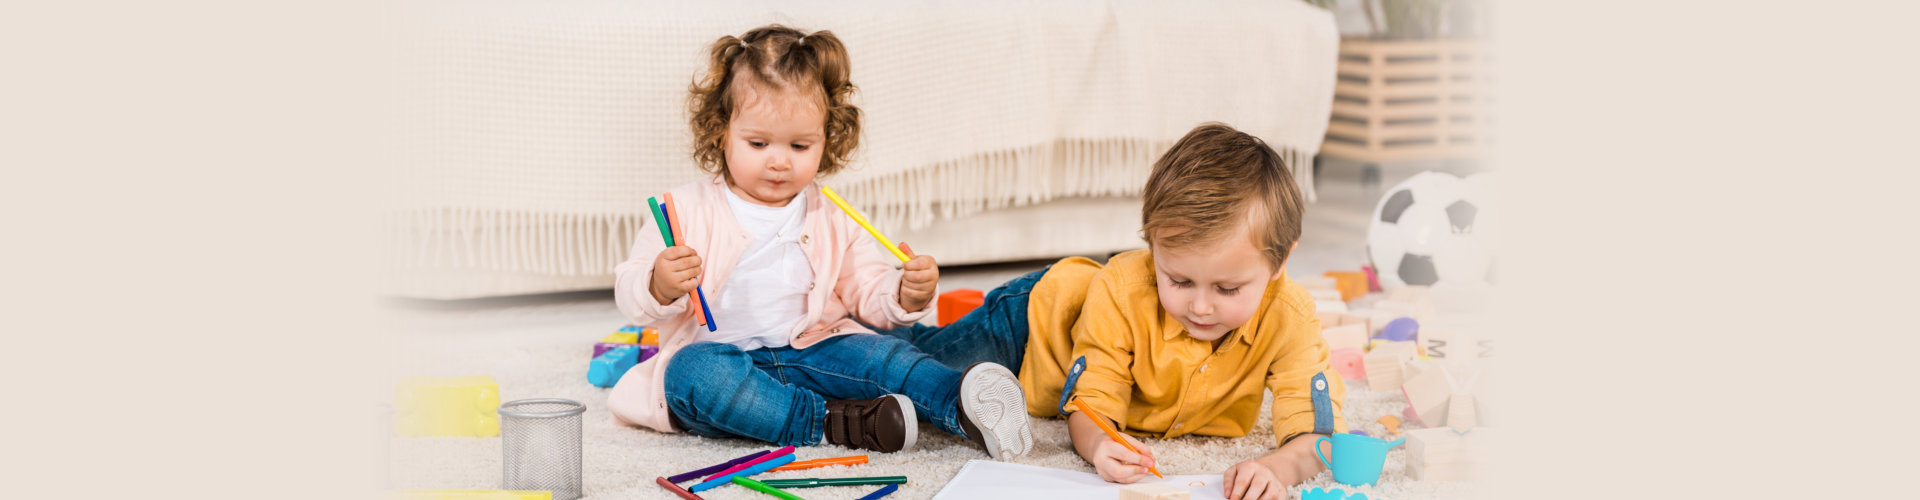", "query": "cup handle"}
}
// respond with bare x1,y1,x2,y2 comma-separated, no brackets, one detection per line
1315,436,1333,469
